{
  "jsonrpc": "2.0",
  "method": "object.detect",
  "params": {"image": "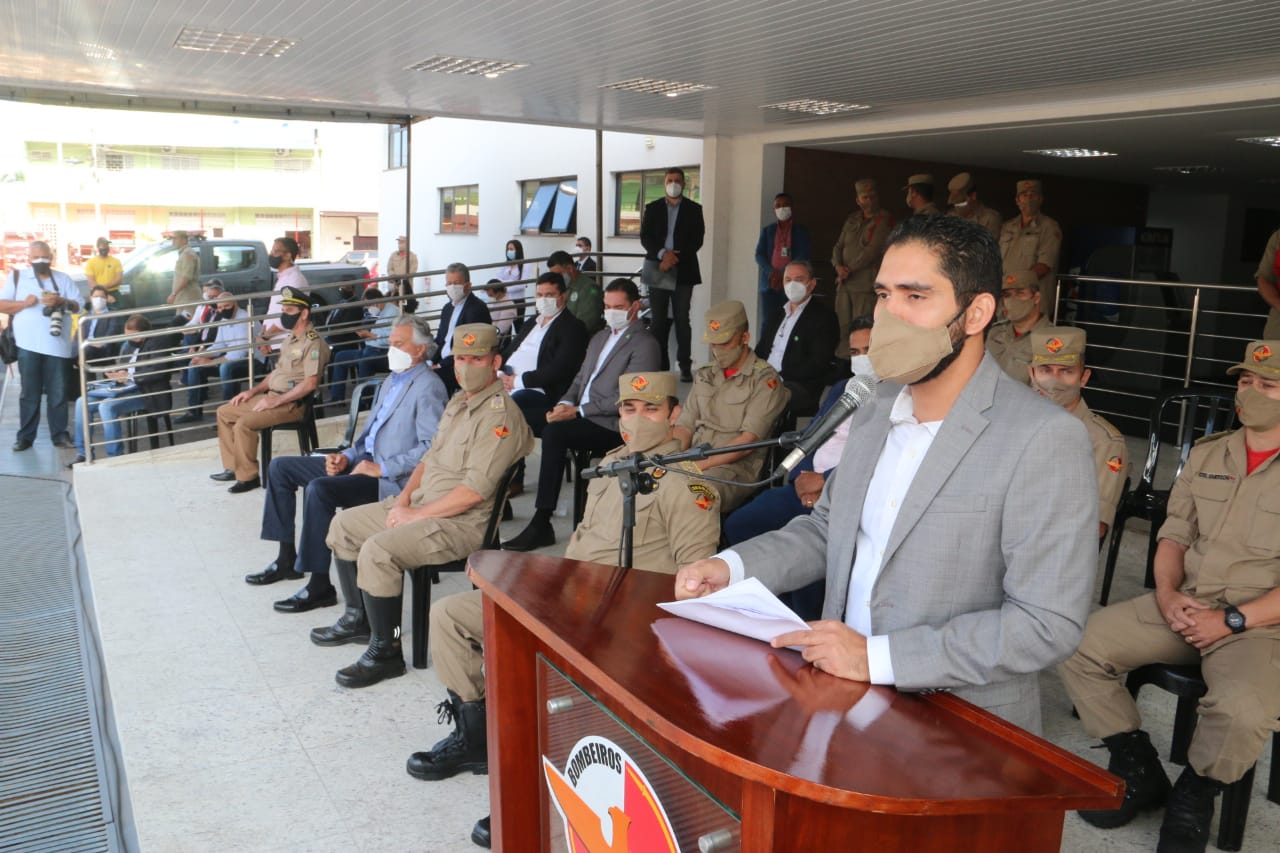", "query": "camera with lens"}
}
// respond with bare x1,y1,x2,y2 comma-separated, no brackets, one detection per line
43,302,65,337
